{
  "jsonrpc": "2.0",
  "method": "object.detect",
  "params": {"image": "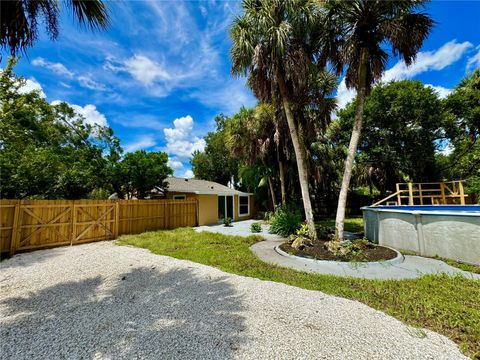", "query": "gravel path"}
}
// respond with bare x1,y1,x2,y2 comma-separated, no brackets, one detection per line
0,242,467,359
